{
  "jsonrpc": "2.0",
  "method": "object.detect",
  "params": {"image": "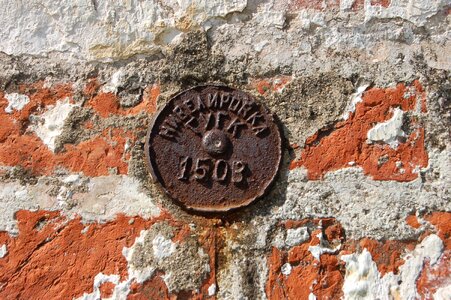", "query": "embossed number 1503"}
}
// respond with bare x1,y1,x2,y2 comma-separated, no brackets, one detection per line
178,157,245,183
